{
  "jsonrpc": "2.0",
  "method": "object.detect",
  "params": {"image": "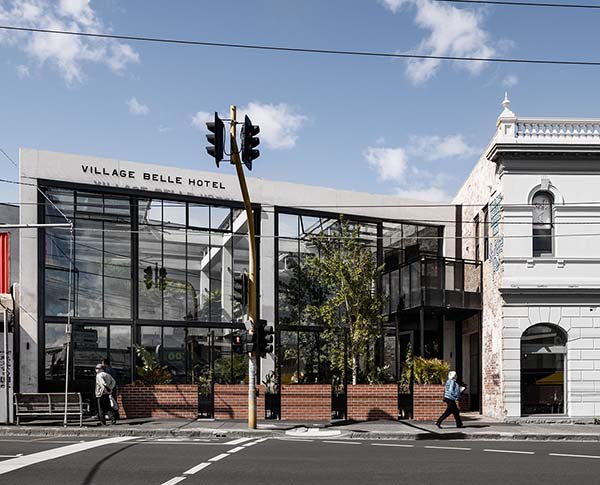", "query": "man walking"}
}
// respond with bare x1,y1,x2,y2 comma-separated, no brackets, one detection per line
95,363,116,426
435,371,464,429
102,358,119,420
